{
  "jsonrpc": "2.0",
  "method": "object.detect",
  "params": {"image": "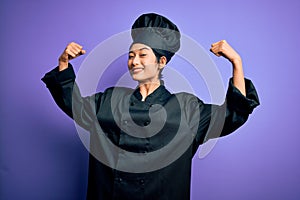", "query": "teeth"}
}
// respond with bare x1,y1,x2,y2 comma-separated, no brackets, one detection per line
132,68,143,72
